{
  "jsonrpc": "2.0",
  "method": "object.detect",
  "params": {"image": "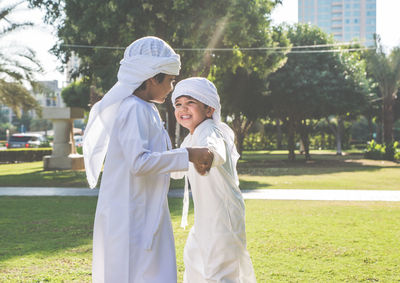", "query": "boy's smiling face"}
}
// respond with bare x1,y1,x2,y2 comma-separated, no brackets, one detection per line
174,95,214,134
